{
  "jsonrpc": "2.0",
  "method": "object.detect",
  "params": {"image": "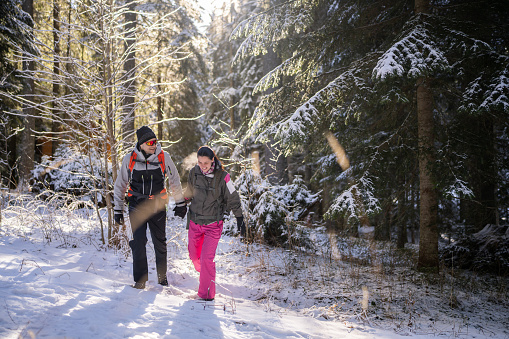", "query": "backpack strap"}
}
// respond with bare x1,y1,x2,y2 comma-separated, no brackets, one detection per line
158,151,167,199
157,151,167,178
192,167,197,186
127,150,168,200
128,151,137,181
128,150,168,179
